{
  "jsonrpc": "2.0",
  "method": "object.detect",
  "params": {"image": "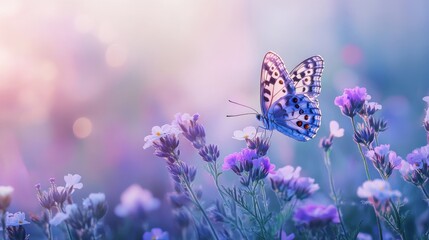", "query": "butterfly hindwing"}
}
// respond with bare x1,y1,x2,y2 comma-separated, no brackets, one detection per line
289,56,324,99
260,52,294,115
268,94,321,141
